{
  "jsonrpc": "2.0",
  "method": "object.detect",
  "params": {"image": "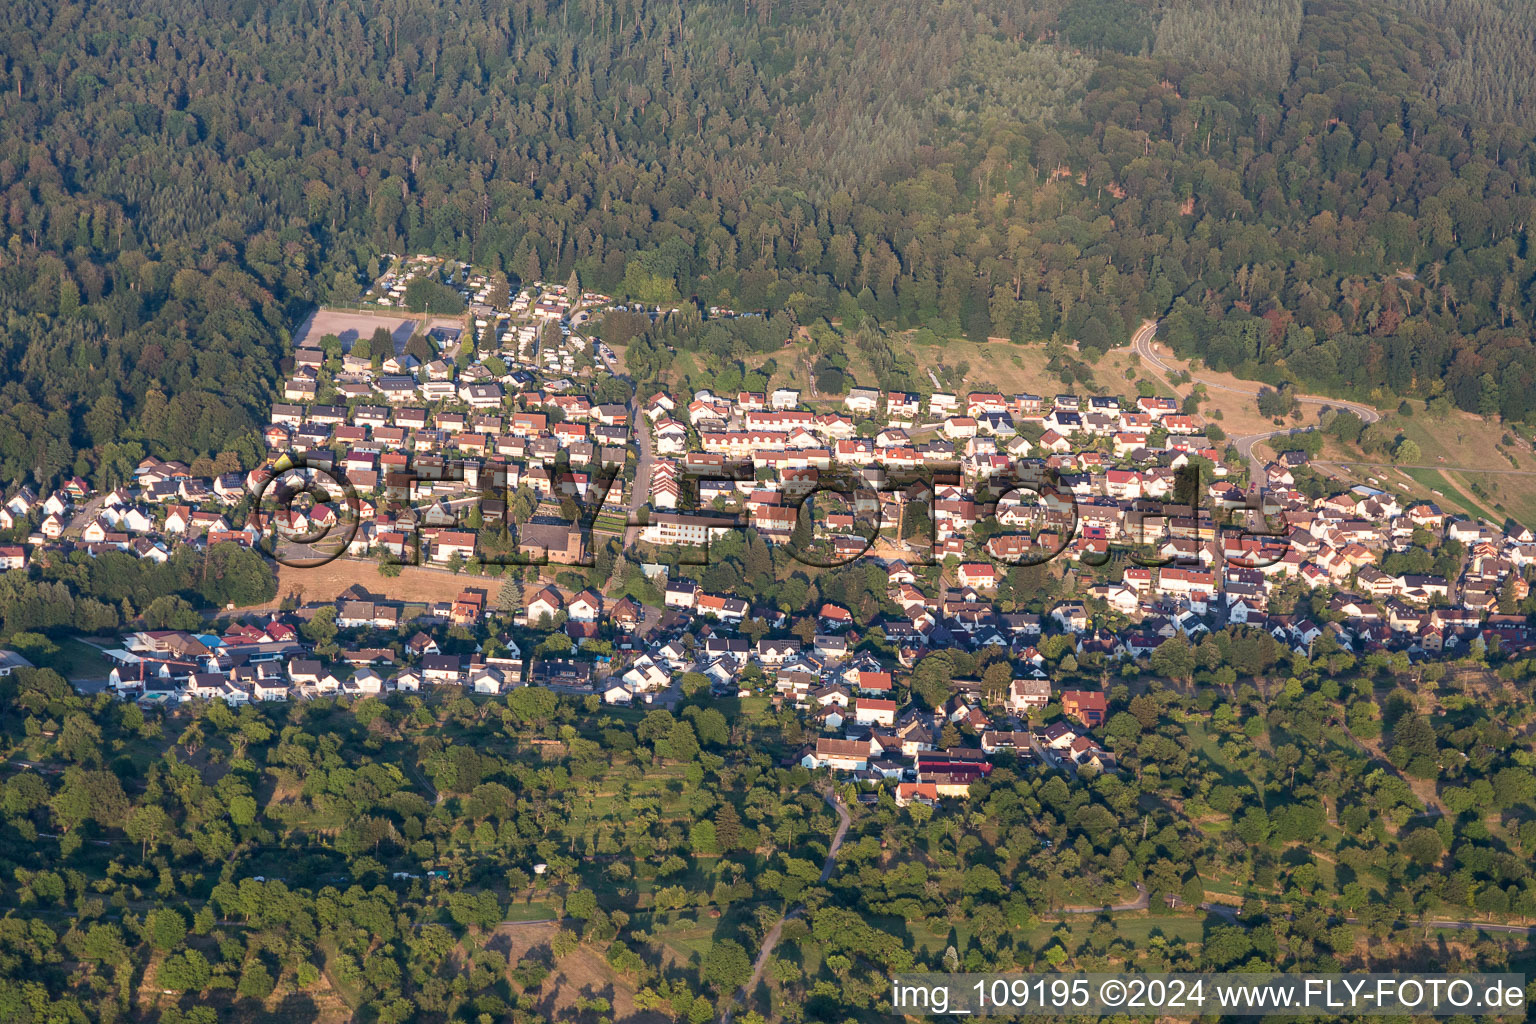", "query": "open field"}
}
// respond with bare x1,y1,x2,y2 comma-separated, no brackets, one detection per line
54,636,116,681
1310,400,1536,528
1386,404,1536,527
254,558,507,609
1121,338,1336,444
1387,402,1534,469
878,330,1315,444
292,308,420,353
488,917,667,1024
909,337,1066,395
